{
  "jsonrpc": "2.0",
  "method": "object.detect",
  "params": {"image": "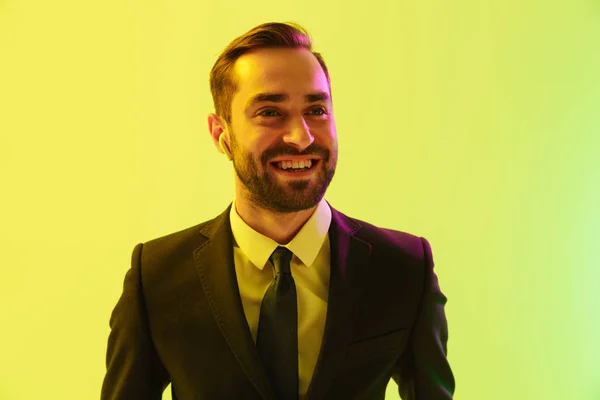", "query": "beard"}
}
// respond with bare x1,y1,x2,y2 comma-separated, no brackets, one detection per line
228,133,337,214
